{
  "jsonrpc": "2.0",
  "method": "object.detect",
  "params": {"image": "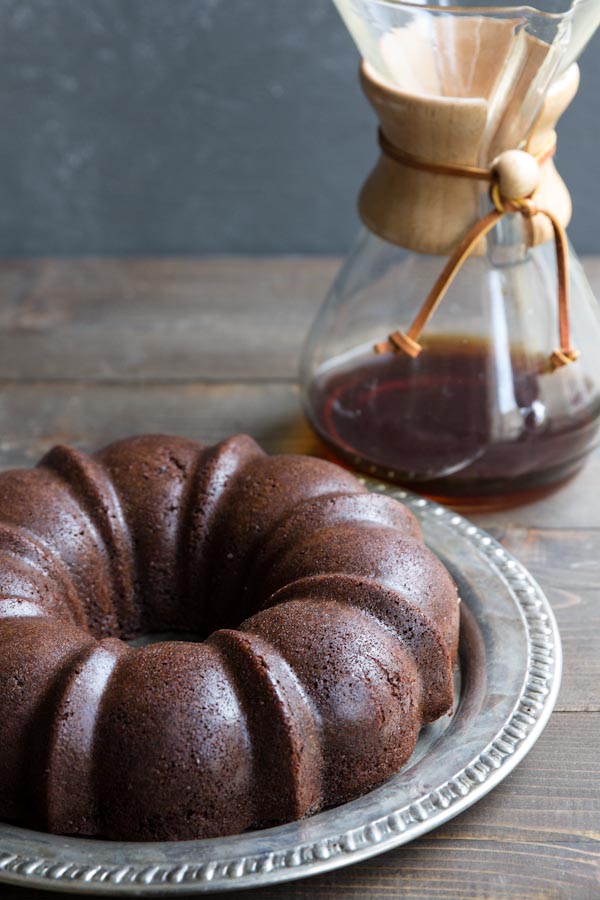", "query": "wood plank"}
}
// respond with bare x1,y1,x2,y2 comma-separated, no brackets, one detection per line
480,527,600,713
2,711,598,900
0,257,337,382
0,381,319,468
